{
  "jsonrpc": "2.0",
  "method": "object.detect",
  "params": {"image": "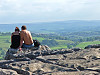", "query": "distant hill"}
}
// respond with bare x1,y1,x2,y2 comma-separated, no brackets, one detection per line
0,20,100,33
